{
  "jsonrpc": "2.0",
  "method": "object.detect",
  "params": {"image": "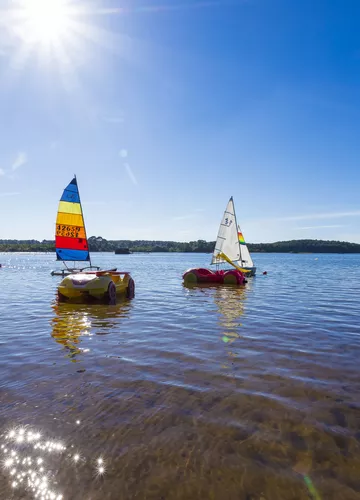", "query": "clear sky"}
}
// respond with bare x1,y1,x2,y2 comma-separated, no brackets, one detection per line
1,0,360,243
